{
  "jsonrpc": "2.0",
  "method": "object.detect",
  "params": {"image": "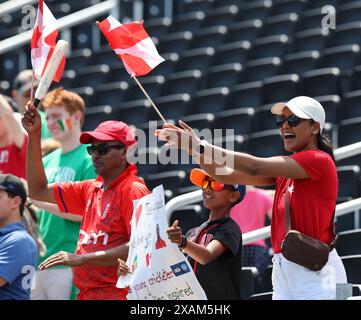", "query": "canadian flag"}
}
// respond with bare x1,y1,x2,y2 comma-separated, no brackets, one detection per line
31,0,65,82
97,16,164,77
